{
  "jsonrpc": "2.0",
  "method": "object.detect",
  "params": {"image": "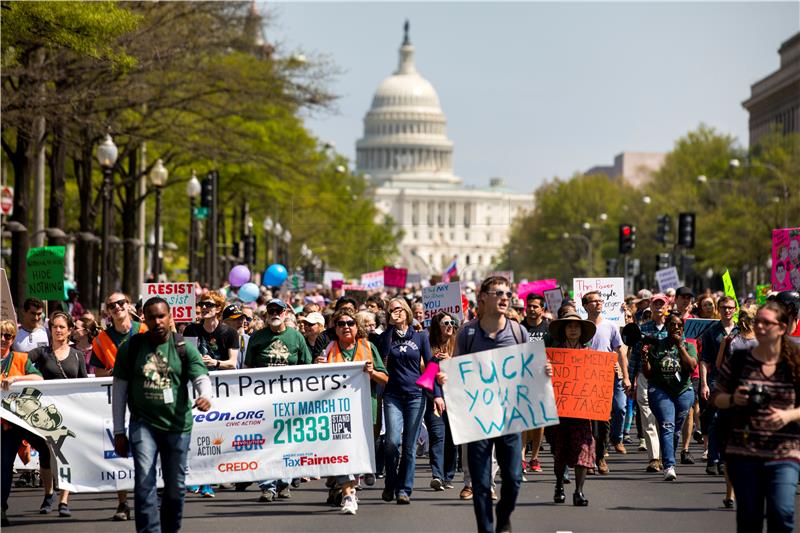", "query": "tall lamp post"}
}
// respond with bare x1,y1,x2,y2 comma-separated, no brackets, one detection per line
273,222,283,265
97,133,118,306
262,216,273,265
149,159,168,280
186,170,201,282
